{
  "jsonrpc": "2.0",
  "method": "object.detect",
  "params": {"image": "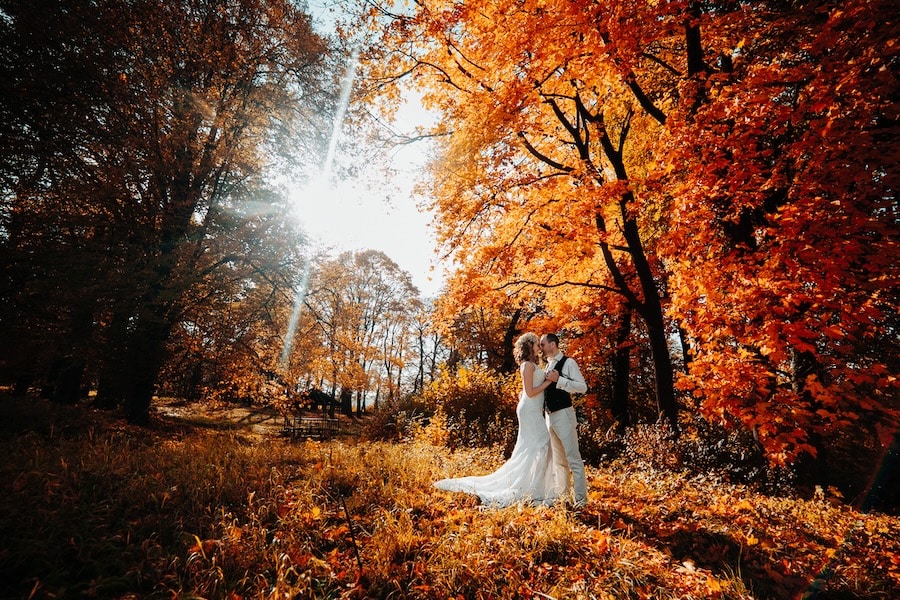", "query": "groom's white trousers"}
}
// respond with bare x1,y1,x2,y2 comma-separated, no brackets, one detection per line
547,406,587,505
